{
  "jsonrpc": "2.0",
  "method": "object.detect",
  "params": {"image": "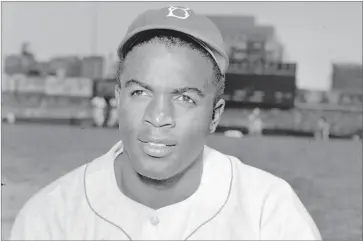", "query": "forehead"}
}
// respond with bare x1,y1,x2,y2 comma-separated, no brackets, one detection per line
121,42,215,90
